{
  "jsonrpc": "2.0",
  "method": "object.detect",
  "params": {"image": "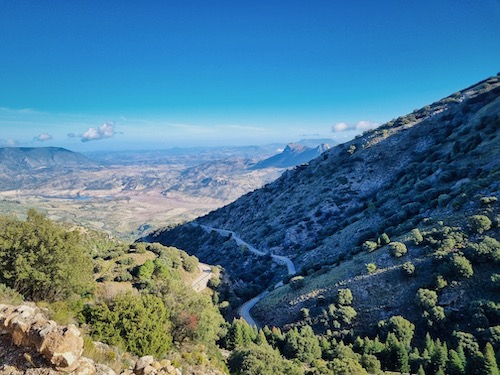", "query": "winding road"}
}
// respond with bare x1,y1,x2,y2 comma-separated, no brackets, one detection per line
197,223,296,327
